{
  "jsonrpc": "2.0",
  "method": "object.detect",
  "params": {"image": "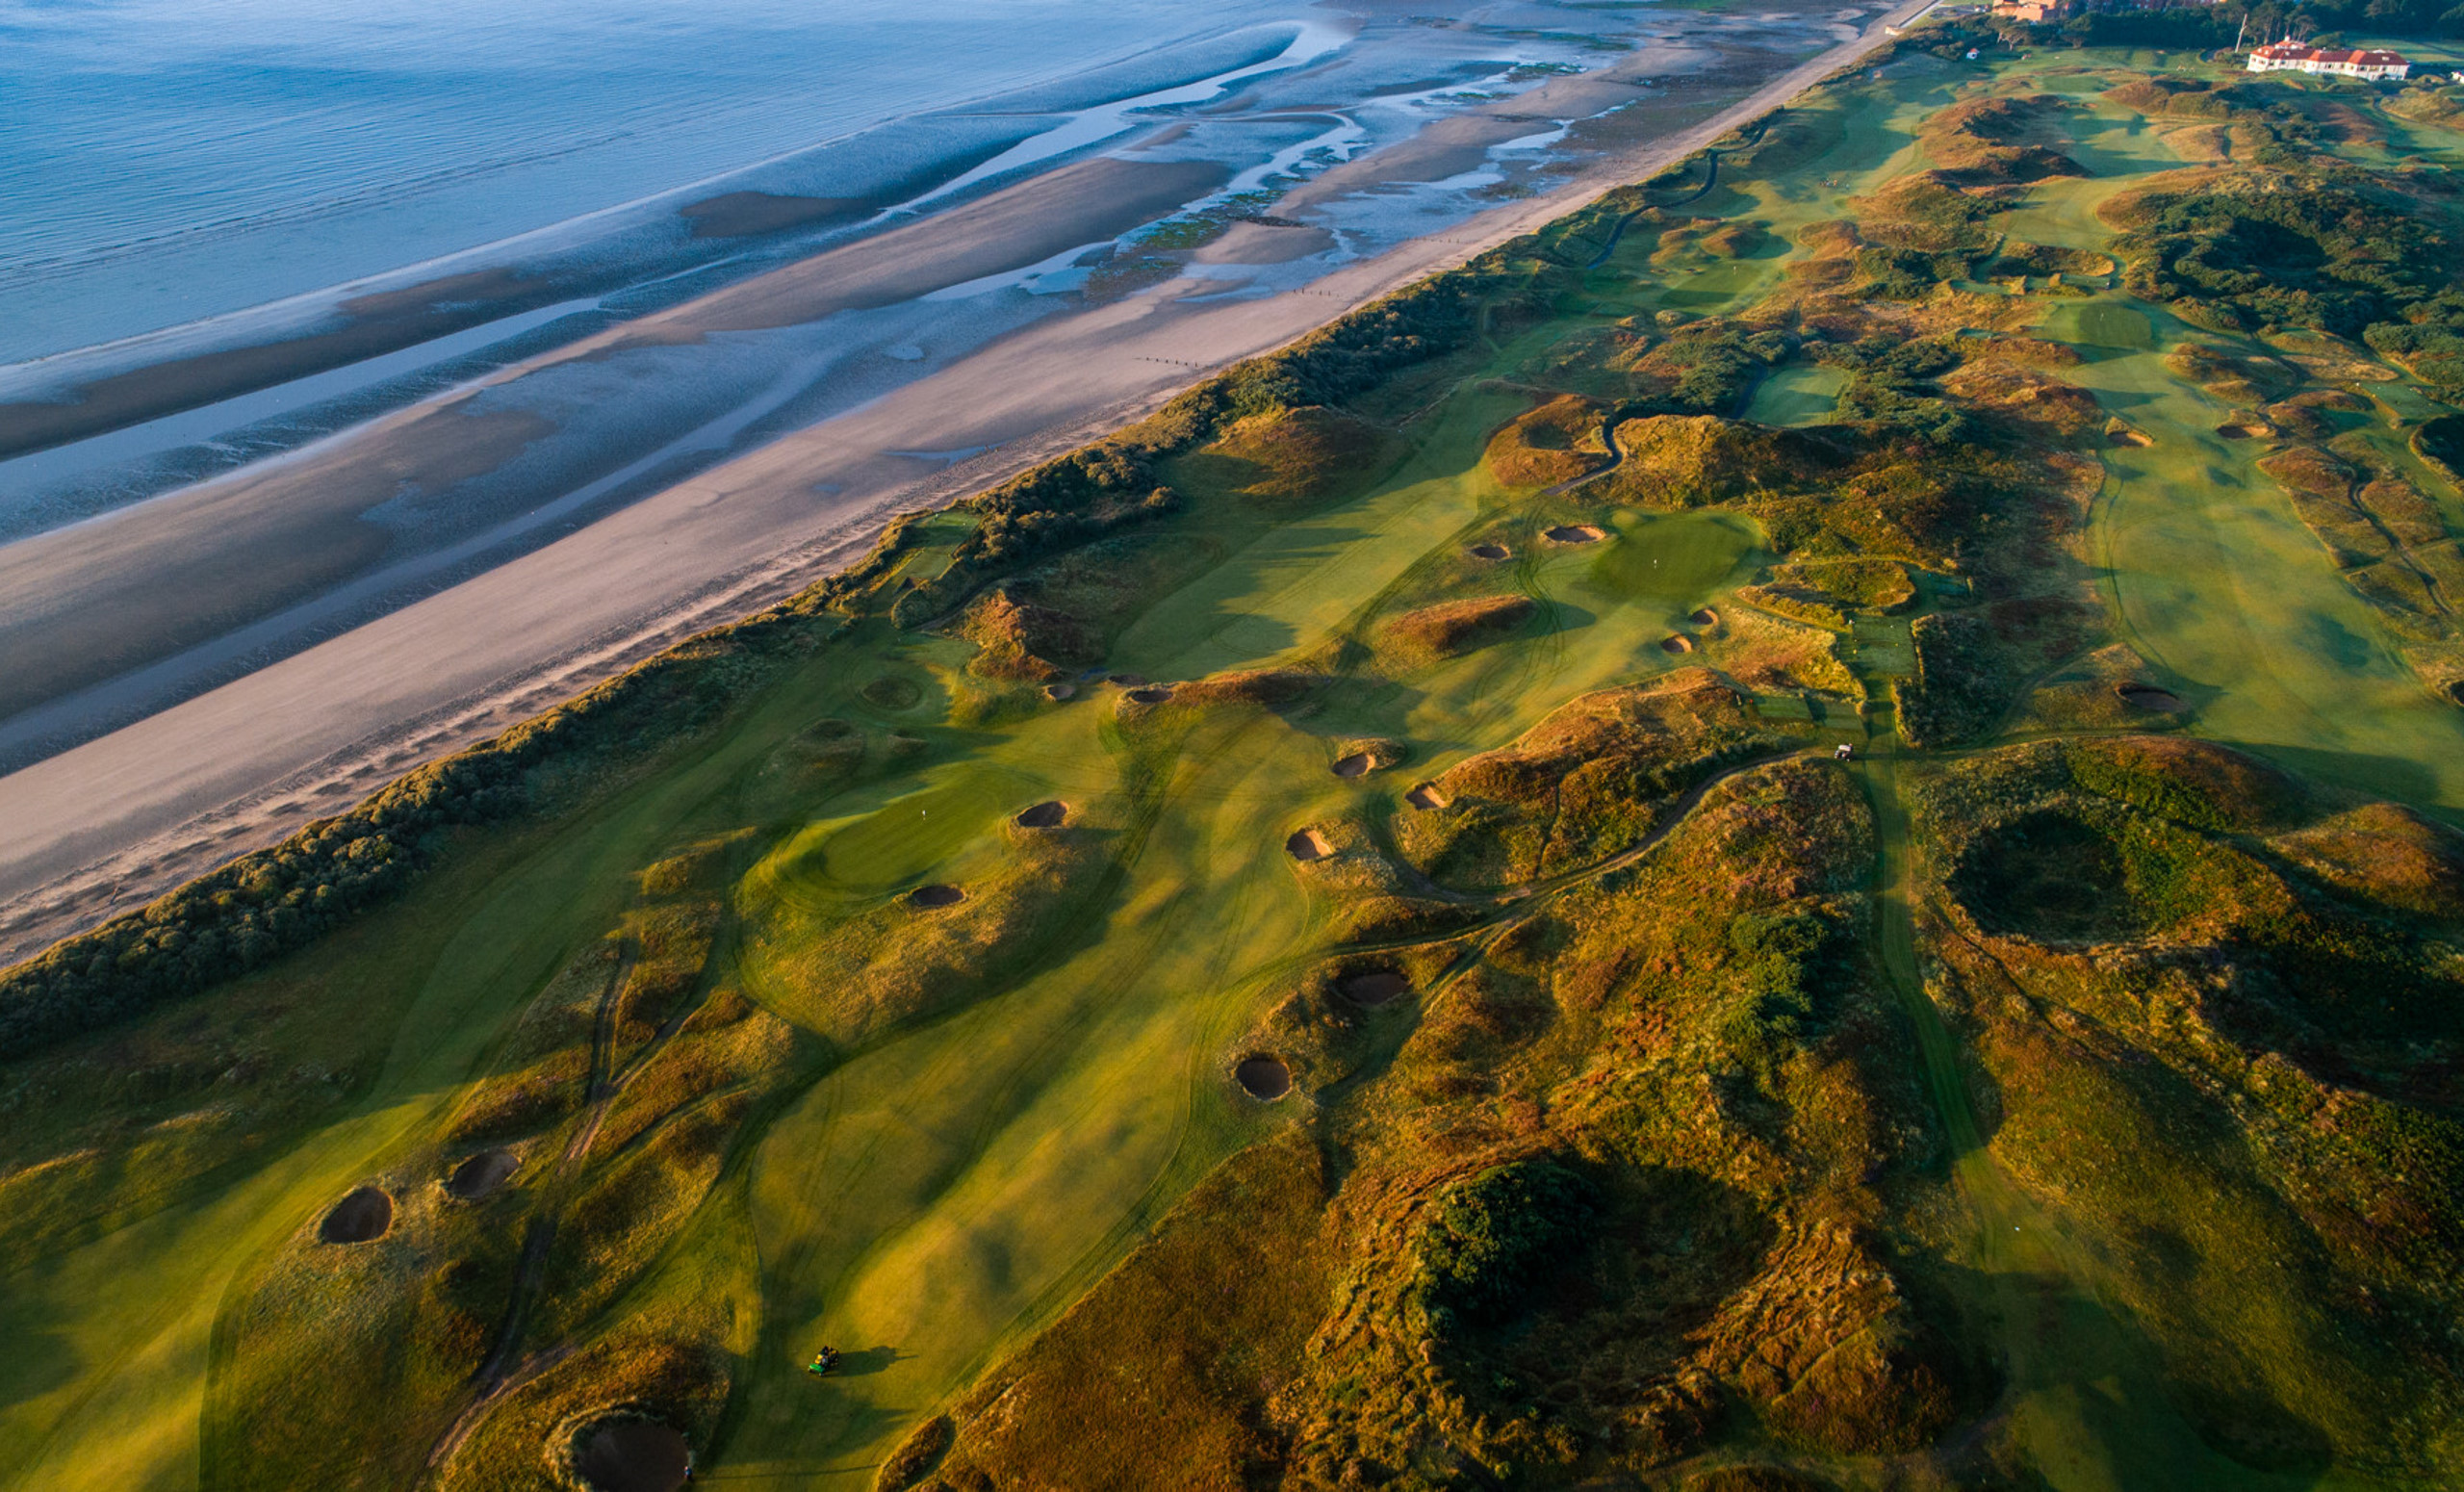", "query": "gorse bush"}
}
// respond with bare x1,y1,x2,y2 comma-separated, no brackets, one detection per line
1414,1159,1598,1328
2116,179,2461,367
1721,910,1836,1076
